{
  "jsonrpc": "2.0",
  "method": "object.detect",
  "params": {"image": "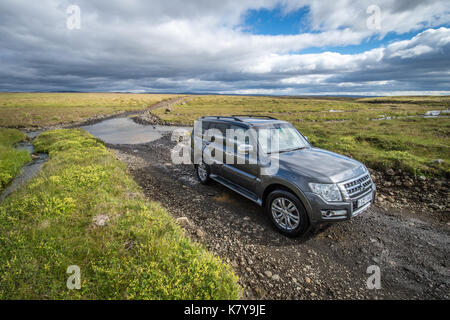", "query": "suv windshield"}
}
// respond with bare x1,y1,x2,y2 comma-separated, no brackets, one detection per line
257,123,309,154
